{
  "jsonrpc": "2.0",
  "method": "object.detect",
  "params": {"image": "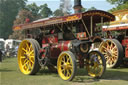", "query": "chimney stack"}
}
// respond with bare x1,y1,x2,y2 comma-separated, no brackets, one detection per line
73,0,82,13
